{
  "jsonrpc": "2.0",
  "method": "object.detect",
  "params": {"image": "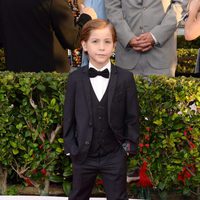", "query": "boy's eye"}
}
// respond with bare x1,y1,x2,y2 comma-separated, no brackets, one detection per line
91,40,98,43
105,40,112,44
